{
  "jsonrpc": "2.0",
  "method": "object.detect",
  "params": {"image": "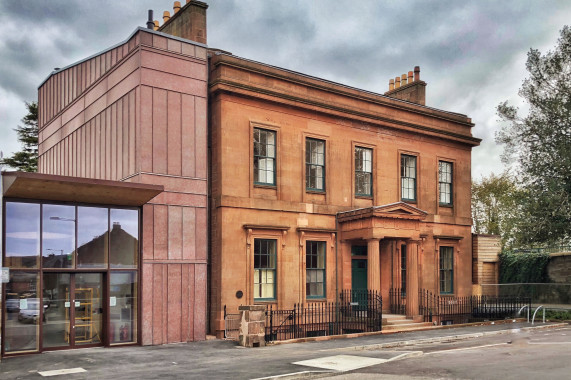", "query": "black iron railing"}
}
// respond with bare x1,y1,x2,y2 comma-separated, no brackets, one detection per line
419,289,531,324
389,288,406,314
265,290,382,342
